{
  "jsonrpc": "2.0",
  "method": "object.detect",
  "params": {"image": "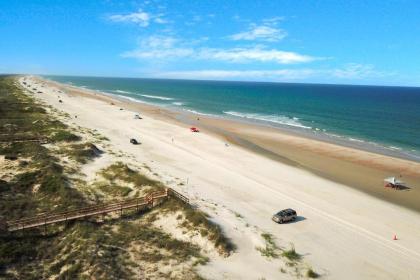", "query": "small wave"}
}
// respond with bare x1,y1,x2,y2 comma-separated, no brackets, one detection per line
114,89,132,94
223,111,311,129
117,95,147,104
140,94,173,101
325,133,344,139
184,109,214,116
348,137,365,143
172,102,185,106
